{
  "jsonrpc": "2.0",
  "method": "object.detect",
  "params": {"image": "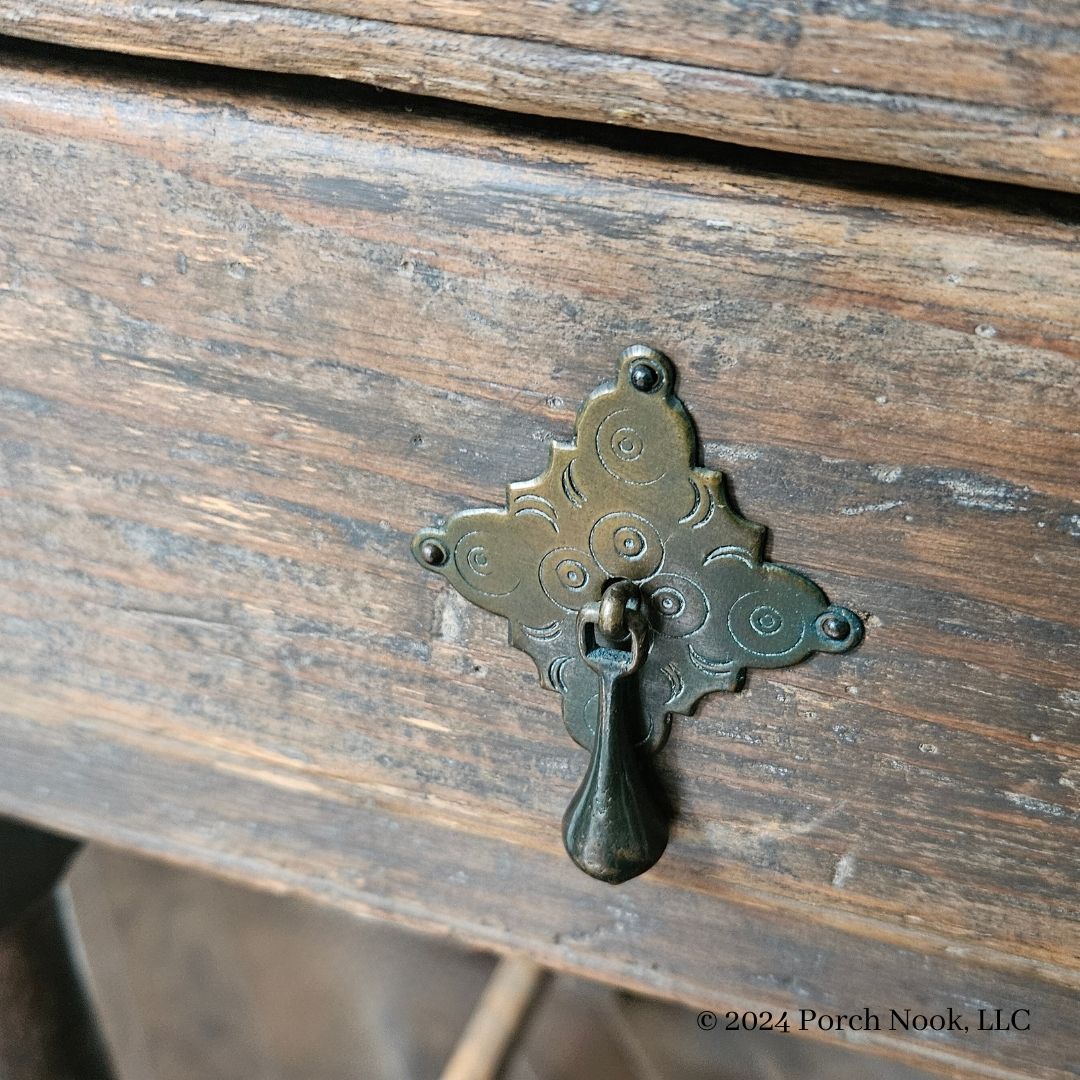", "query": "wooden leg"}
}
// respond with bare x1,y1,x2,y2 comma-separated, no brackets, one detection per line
0,819,113,1080
439,955,545,1080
